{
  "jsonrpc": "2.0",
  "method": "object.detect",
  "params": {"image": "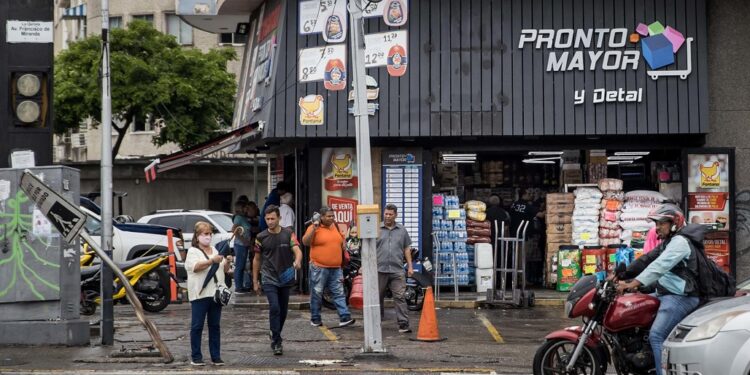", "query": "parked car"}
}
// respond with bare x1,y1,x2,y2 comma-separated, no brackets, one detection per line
736,277,750,296
662,295,750,375
80,197,186,278
137,210,235,250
